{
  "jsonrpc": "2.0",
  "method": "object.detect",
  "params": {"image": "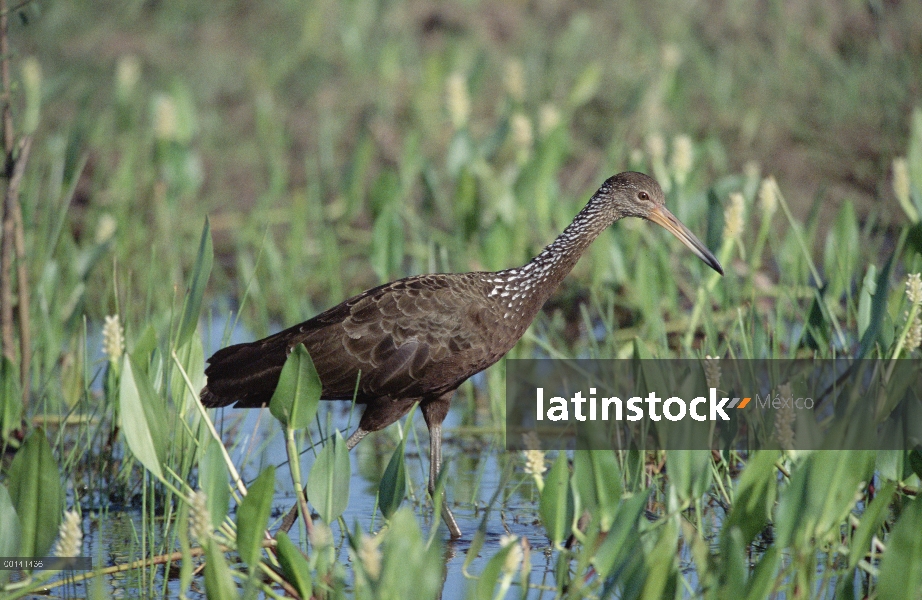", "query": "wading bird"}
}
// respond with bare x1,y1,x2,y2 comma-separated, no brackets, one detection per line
201,171,723,538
